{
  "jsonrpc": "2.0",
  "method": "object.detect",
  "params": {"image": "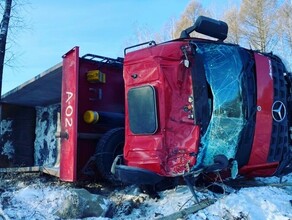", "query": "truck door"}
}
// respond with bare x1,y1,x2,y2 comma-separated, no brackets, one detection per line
59,47,79,181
